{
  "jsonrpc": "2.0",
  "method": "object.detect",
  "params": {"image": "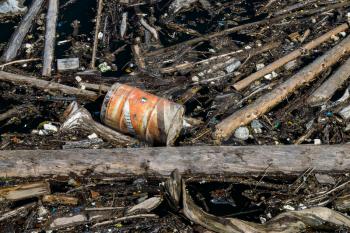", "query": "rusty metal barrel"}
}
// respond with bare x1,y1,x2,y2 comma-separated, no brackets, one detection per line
101,83,185,145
